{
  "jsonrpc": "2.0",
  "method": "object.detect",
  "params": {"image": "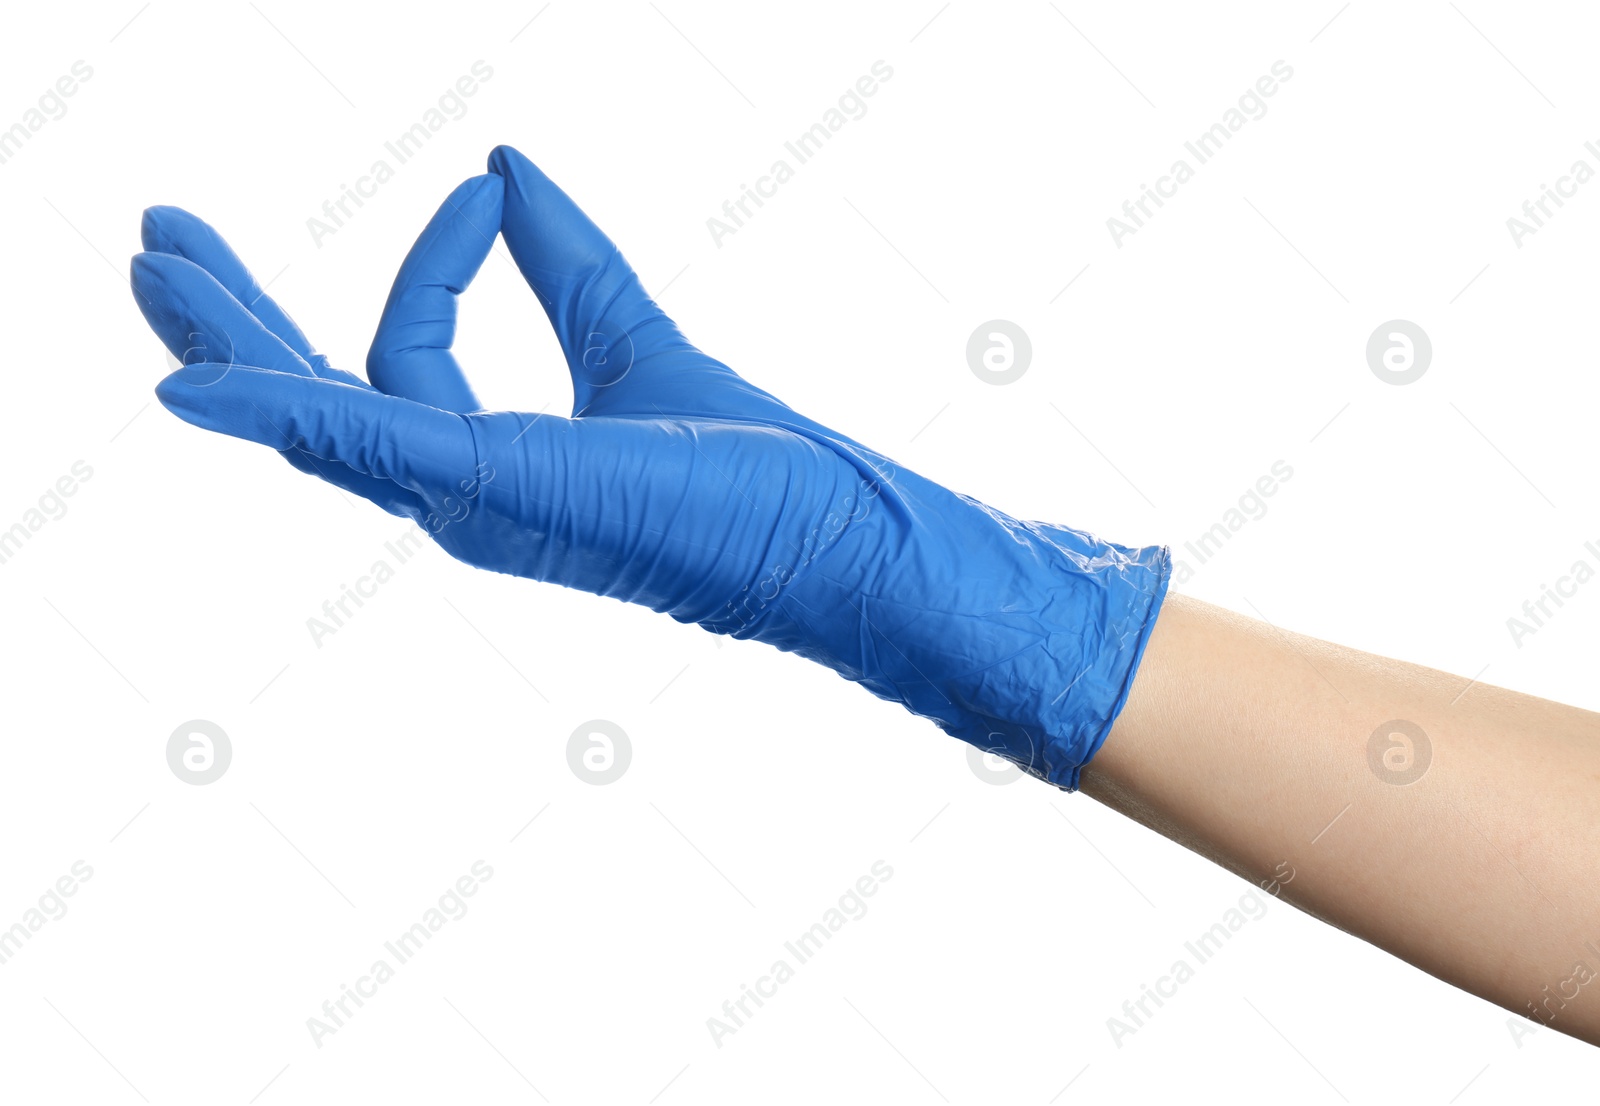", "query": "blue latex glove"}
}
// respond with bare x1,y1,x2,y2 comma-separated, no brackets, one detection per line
131,145,1170,789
